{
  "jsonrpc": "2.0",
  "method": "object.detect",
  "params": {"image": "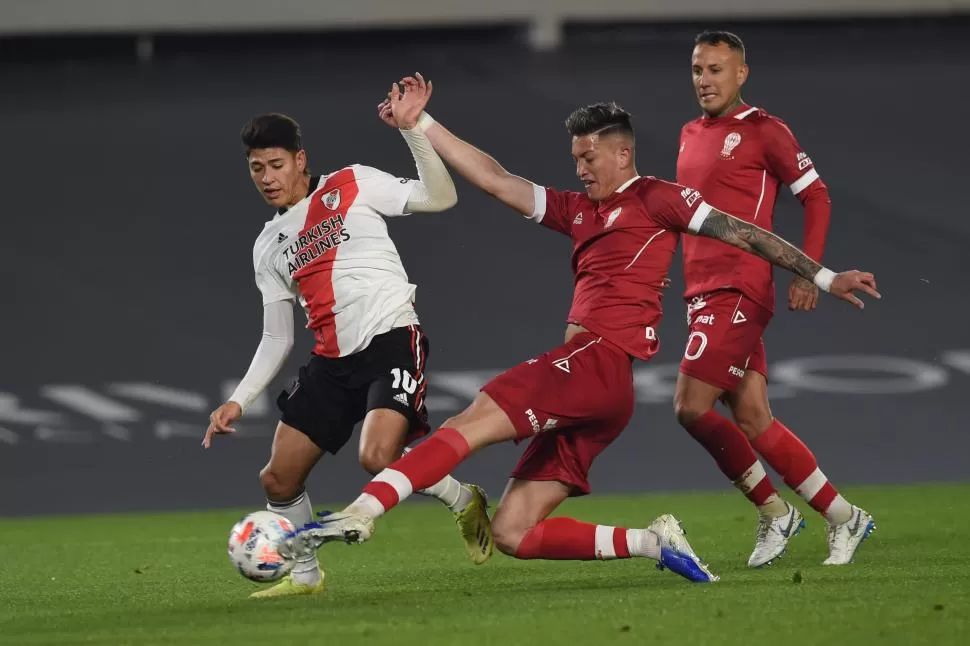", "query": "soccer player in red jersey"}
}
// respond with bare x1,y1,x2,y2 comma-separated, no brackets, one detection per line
279,74,879,583
674,31,875,567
